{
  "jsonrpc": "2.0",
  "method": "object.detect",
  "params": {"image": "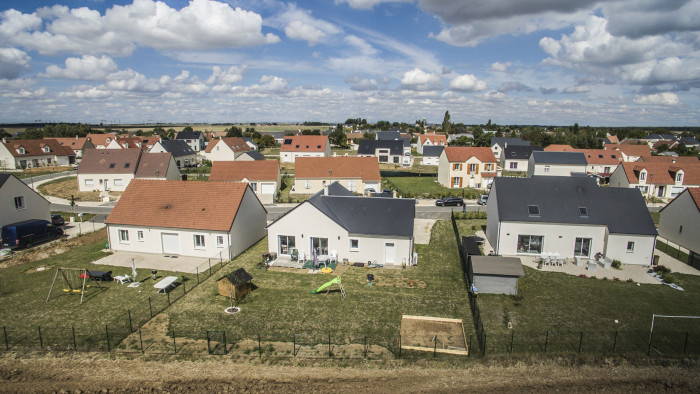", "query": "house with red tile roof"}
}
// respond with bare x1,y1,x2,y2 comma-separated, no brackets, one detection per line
0,138,75,169
609,161,700,199
105,180,267,259
106,136,161,150
86,133,117,149
292,156,380,195
280,135,330,163
417,133,447,154
438,147,498,189
202,137,251,162
209,160,280,204
77,149,179,192
545,145,623,179
605,143,651,162
658,187,700,268
48,137,95,160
